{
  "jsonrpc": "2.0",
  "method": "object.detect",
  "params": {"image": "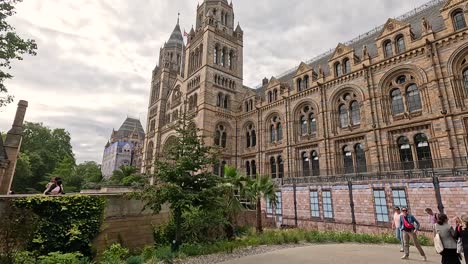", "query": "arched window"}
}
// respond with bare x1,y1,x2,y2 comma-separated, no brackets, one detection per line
270,124,276,143
215,125,227,148
251,160,256,177
273,89,278,101
339,104,348,128
414,133,432,169
268,91,273,103
396,36,405,54
297,78,303,92
453,10,467,31
343,58,351,74
270,156,277,178
223,95,229,109
217,93,223,107
303,75,309,89
302,152,310,177
277,123,283,141
214,45,219,64
309,113,317,133
397,136,414,170
383,40,393,58
245,160,251,177
311,151,320,176
249,100,253,111
221,11,225,25
350,101,360,125
300,115,307,135
343,145,354,174
270,115,281,143
463,68,468,94
214,130,221,146
245,102,249,112
335,62,342,77
246,131,251,148
277,156,284,178
229,50,234,70
391,89,404,115
221,47,226,66
355,143,367,173
406,84,422,112
298,105,317,136
252,130,256,147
